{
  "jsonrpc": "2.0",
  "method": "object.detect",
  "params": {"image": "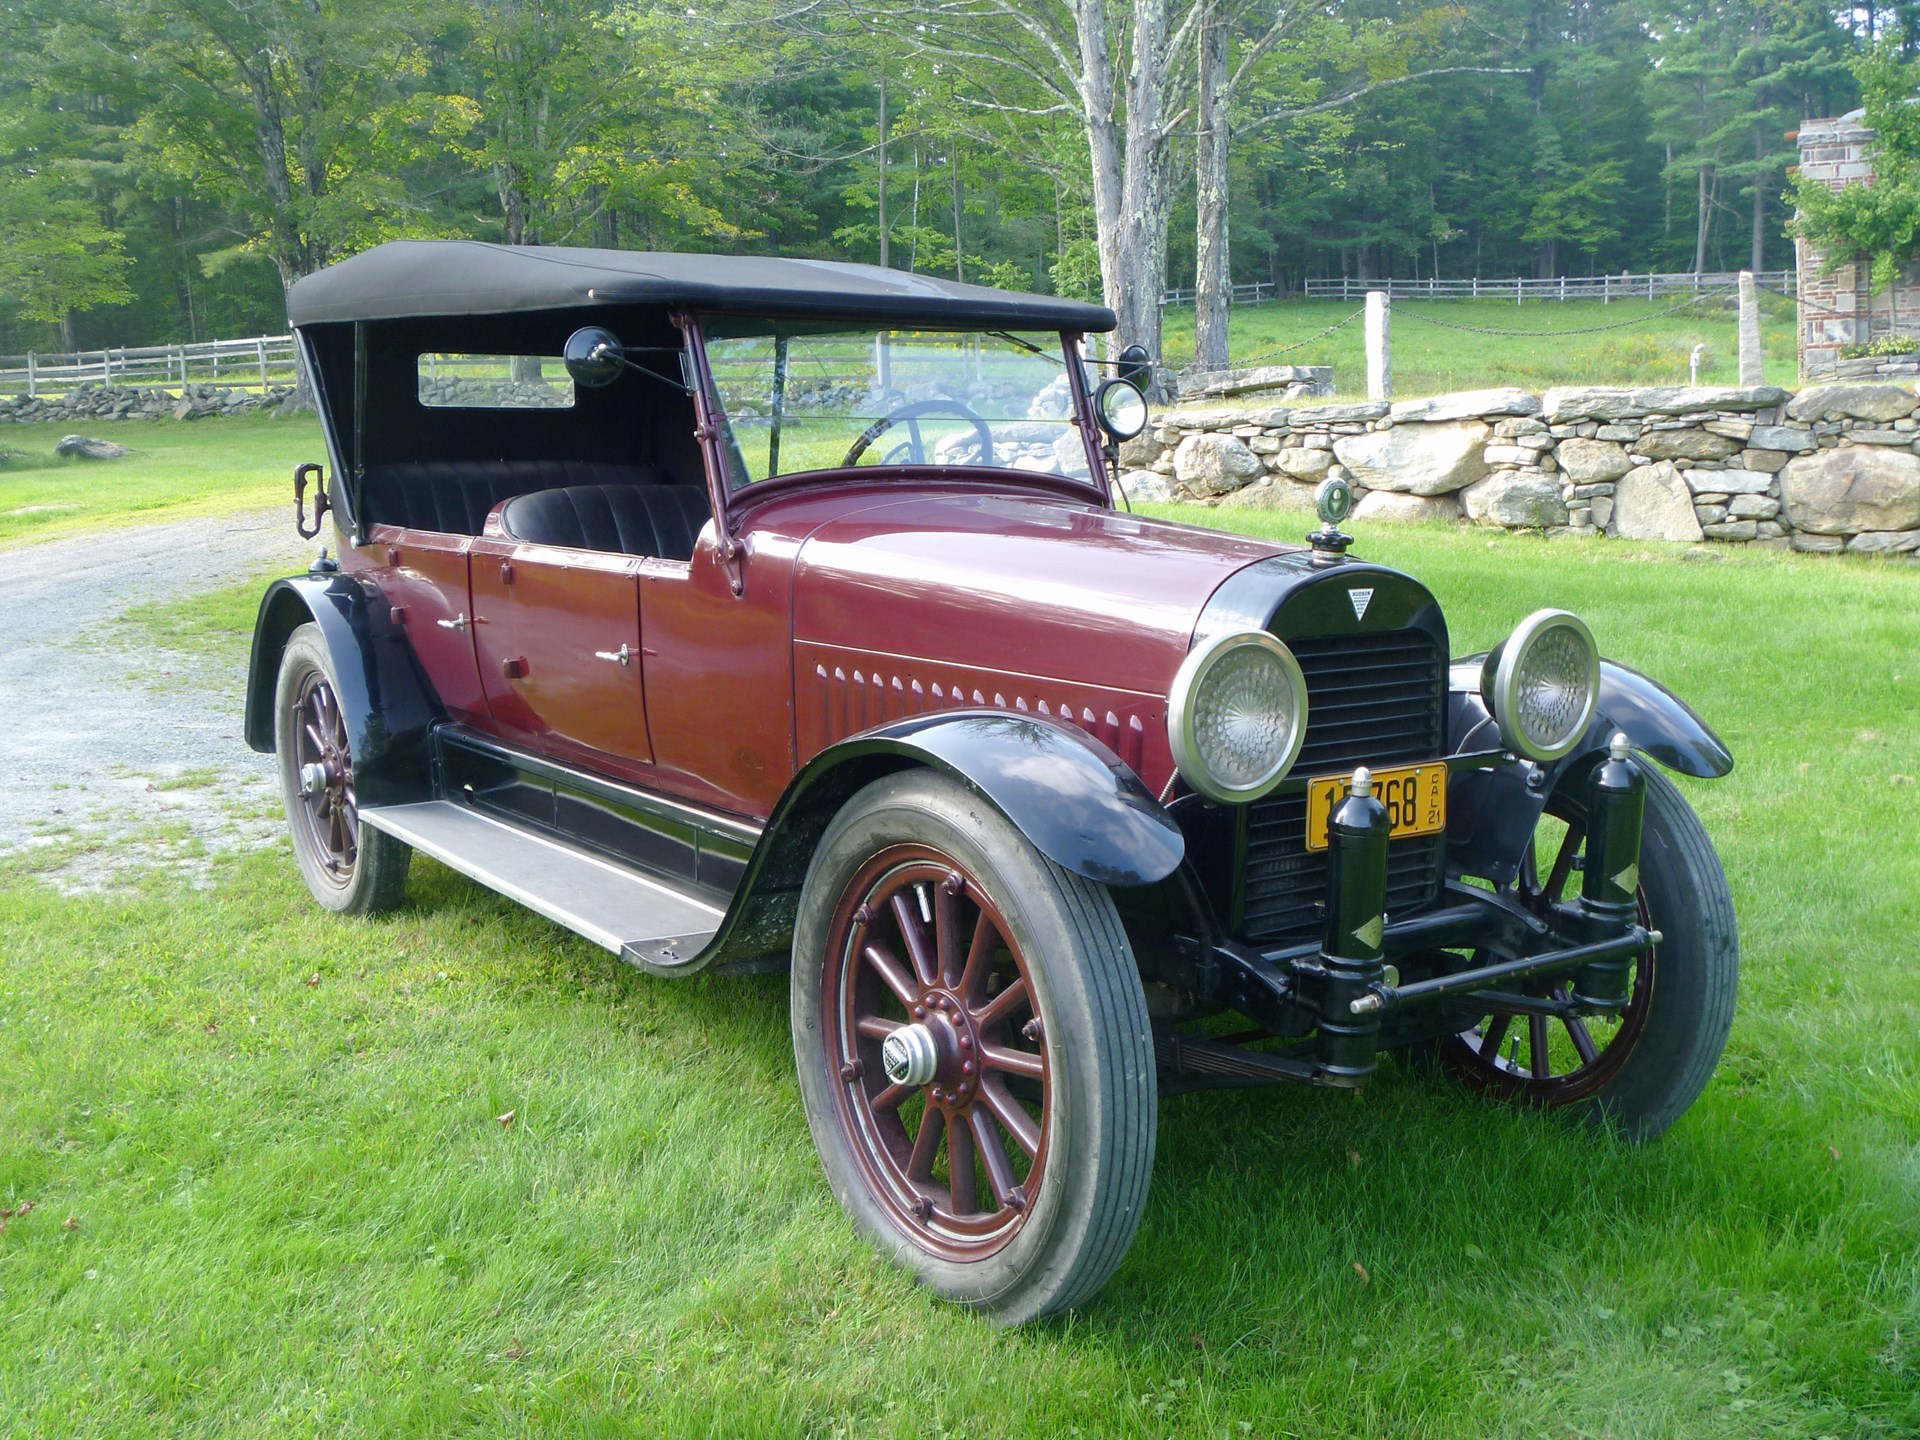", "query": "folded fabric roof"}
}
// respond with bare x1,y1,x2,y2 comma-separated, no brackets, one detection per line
287,240,1116,331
